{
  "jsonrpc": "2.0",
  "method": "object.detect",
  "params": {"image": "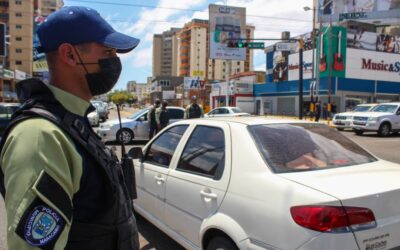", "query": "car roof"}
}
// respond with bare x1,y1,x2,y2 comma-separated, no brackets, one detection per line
357,103,378,106
378,102,400,105
175,116,314,126
0,102,20,106
166,106,185,111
